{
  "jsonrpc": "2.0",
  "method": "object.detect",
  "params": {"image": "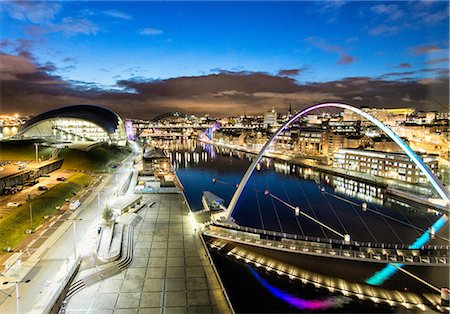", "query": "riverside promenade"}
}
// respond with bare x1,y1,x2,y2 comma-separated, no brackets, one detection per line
65,191,233,314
